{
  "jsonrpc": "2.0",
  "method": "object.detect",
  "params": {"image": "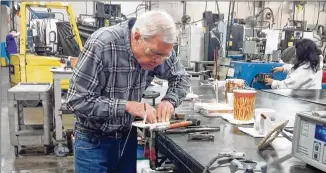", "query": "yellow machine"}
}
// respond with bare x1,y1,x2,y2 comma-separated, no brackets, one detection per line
10,2,83,89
